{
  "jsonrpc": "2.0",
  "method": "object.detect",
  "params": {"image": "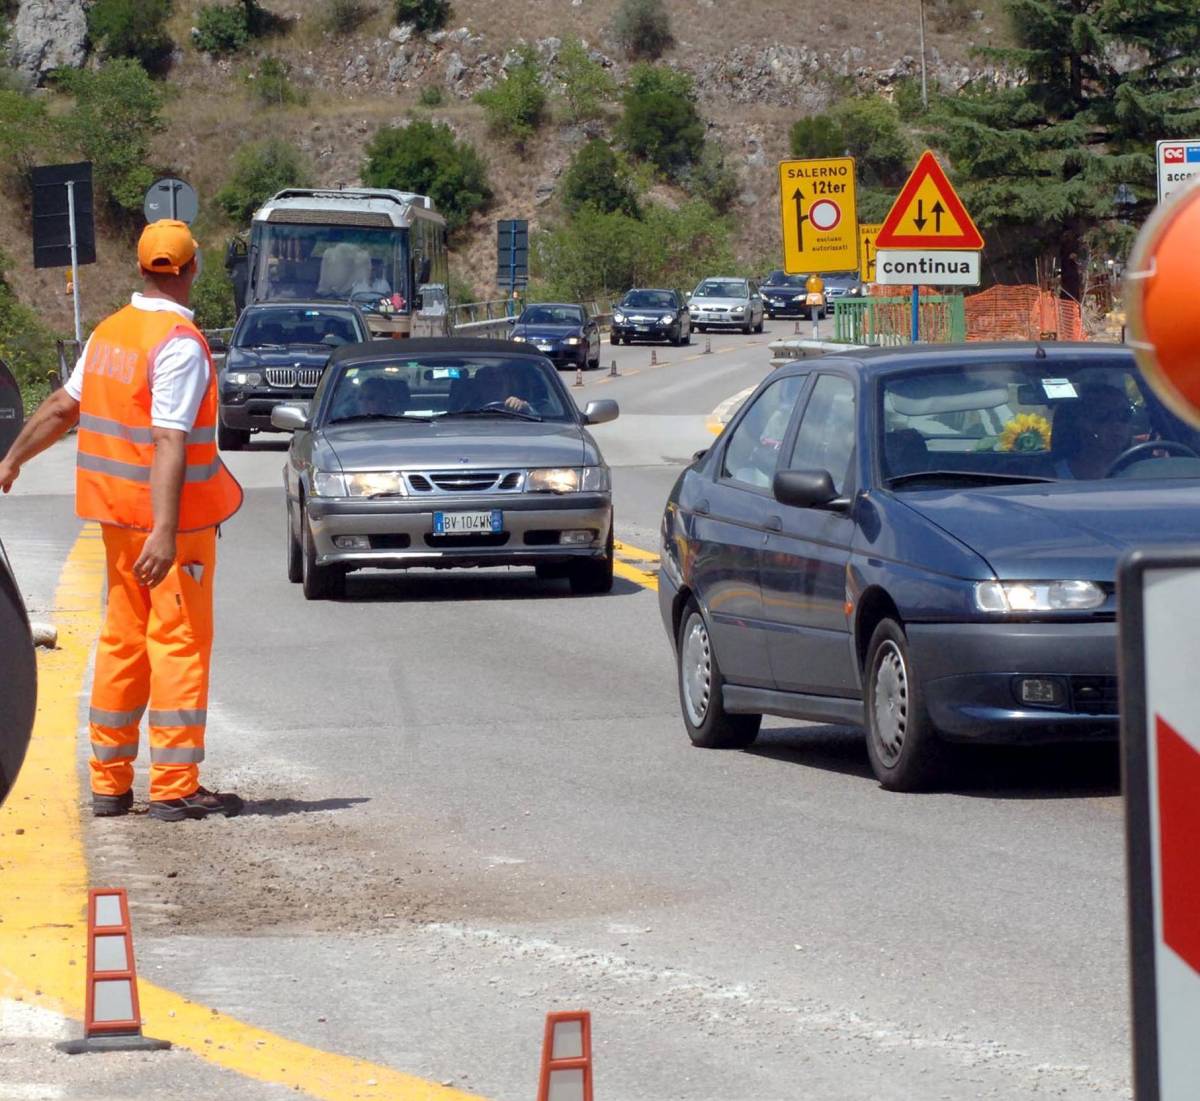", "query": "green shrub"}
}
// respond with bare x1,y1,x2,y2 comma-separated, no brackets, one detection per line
322,0,372,34
194,3,249,55
216,138,313,223
556,35,615,122
475,46,546,143
833,95,911,187
417,83,444,106
788,114,842,158
447,271,477,307
561,139,638,217
55,60,164,216
893,76,926,121
191,252,237,330
0,249,59,407
362,119,491,232
88,0,174,72
246,56,306,106
0,90,59,187
682,143,738,213
611,0,672,61
394,0,450,33
620,63,702,178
